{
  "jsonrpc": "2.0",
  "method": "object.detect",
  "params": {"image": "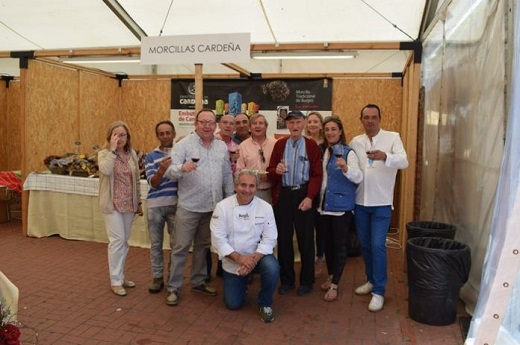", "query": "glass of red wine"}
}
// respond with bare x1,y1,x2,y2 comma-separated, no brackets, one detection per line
333,145,343,169
191,150,200,164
